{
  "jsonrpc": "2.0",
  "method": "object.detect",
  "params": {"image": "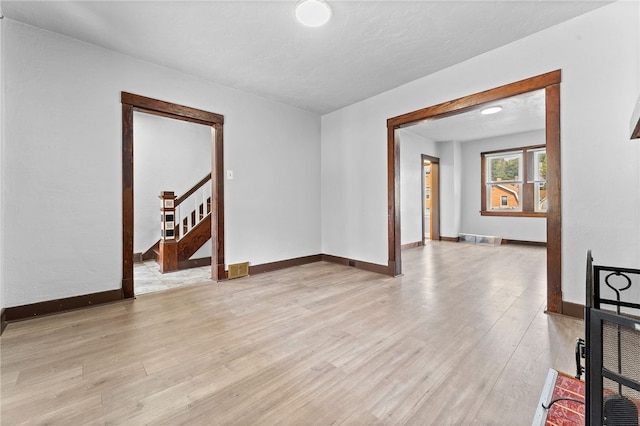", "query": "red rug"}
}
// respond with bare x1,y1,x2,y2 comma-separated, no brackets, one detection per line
544,371,585,425
533,369,585,426
535,369,640,425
